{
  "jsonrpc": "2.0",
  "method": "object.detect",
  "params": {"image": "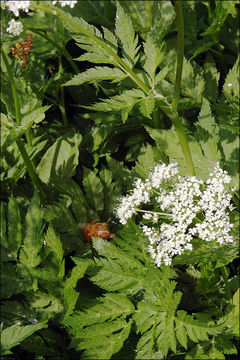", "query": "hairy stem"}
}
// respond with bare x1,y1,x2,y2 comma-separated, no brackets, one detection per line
1,48,45,202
